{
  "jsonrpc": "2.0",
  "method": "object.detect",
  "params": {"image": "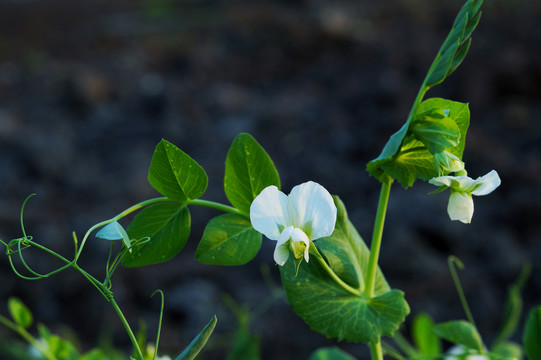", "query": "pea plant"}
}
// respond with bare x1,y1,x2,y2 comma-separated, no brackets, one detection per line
1,0,540,359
